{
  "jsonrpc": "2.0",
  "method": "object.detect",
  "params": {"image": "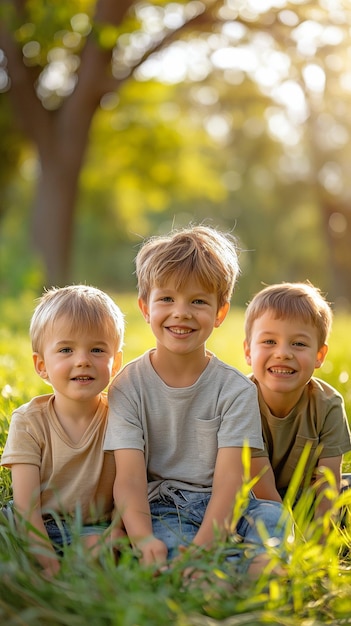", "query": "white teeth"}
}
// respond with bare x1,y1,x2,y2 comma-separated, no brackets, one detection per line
170,328,192,335
270,368,294,375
